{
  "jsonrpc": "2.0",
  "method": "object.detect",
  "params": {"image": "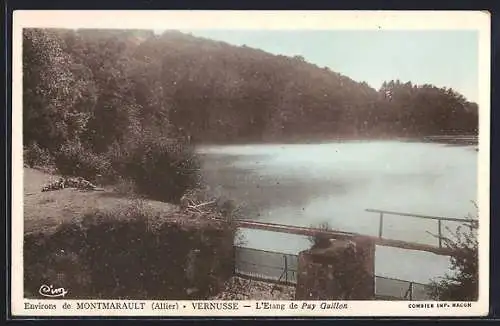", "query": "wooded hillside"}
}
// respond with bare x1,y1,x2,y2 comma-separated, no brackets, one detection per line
23,28,478,152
